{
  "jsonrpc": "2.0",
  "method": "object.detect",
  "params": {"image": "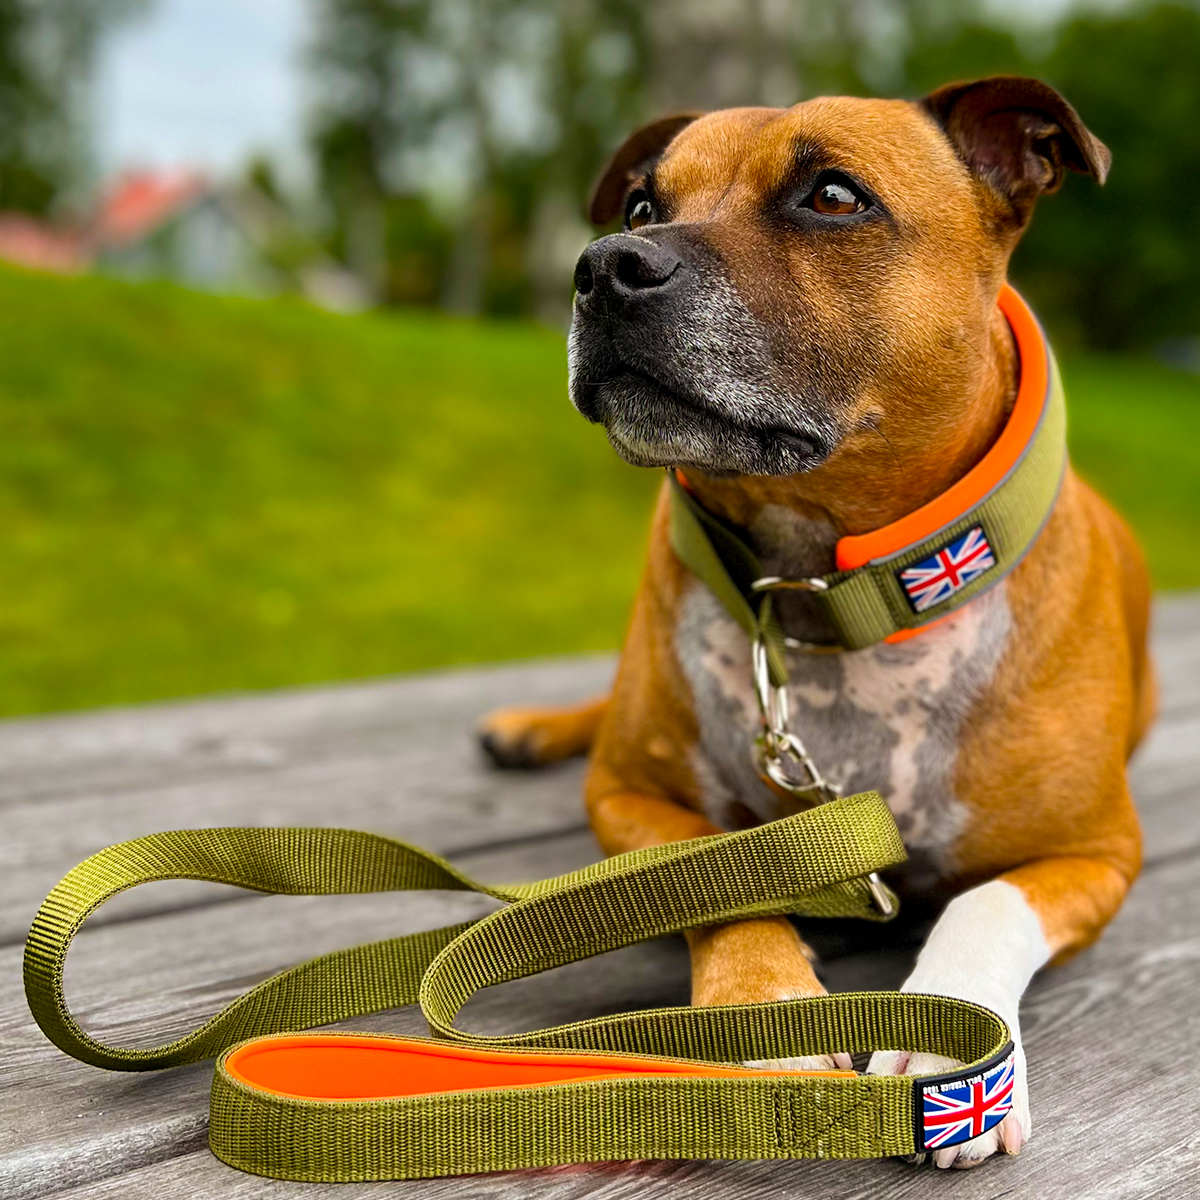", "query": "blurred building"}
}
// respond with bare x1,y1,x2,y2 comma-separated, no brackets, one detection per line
94,171,266,292
0,170,369,311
